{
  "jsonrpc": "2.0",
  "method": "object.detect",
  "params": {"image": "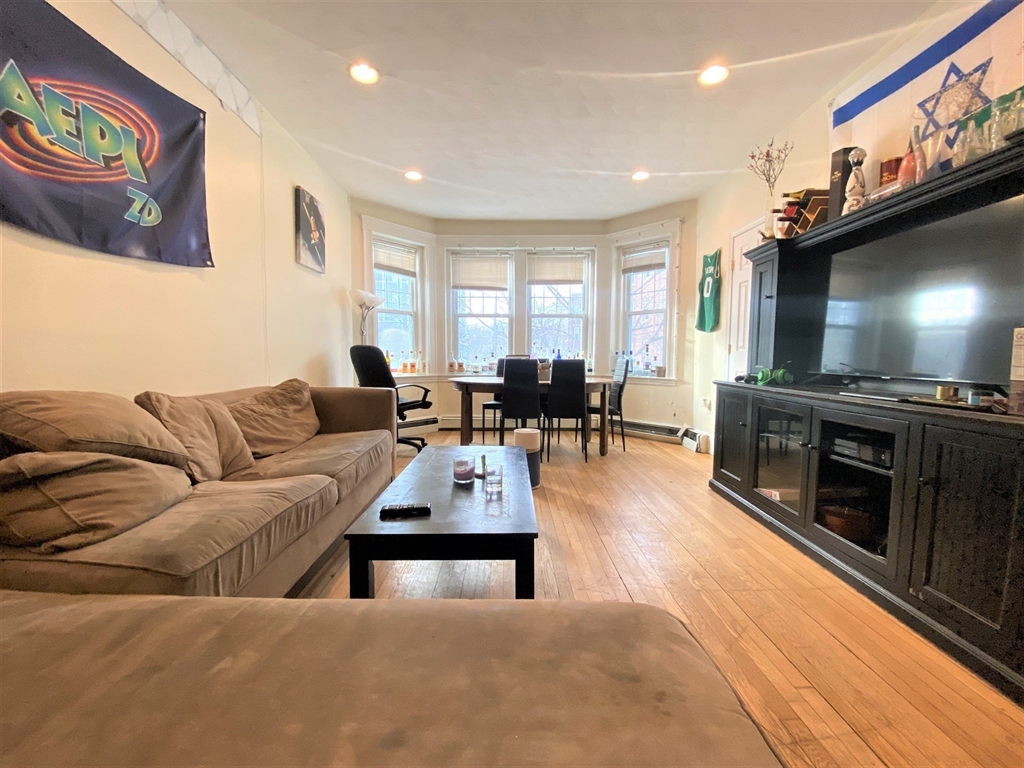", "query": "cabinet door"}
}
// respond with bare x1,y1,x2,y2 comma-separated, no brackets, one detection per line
750,396,812,526
748,258,776,372
714,390,751,489
909,427,1024,670
806,408,909,584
